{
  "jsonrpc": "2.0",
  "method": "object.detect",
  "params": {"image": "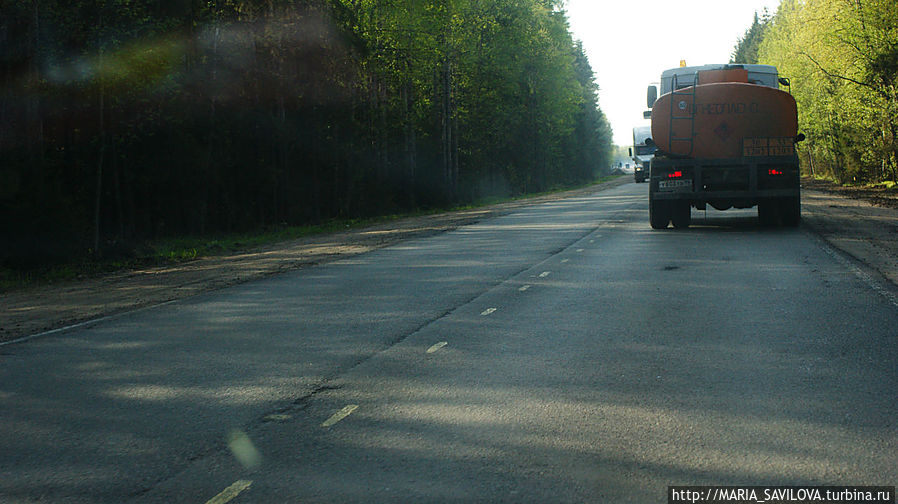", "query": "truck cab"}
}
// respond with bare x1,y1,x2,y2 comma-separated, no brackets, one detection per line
648,64,780,101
